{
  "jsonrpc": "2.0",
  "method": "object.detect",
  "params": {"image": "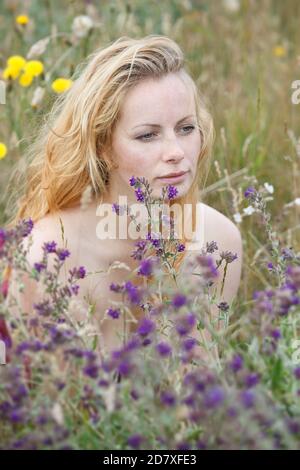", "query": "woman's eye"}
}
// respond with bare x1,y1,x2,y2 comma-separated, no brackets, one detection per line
137,132,155,141
136,126,195,142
